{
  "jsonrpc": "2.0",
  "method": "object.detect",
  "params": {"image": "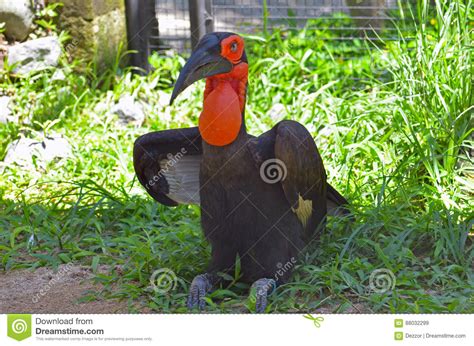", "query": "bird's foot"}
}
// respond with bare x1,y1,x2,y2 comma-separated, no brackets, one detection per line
251,278,276,313
187,273,214,311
